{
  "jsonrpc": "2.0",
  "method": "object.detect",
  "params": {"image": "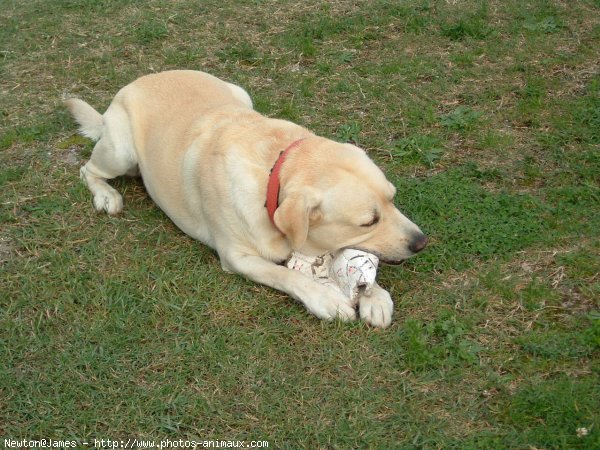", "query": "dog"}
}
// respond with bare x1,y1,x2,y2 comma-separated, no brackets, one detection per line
65,70,427,328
